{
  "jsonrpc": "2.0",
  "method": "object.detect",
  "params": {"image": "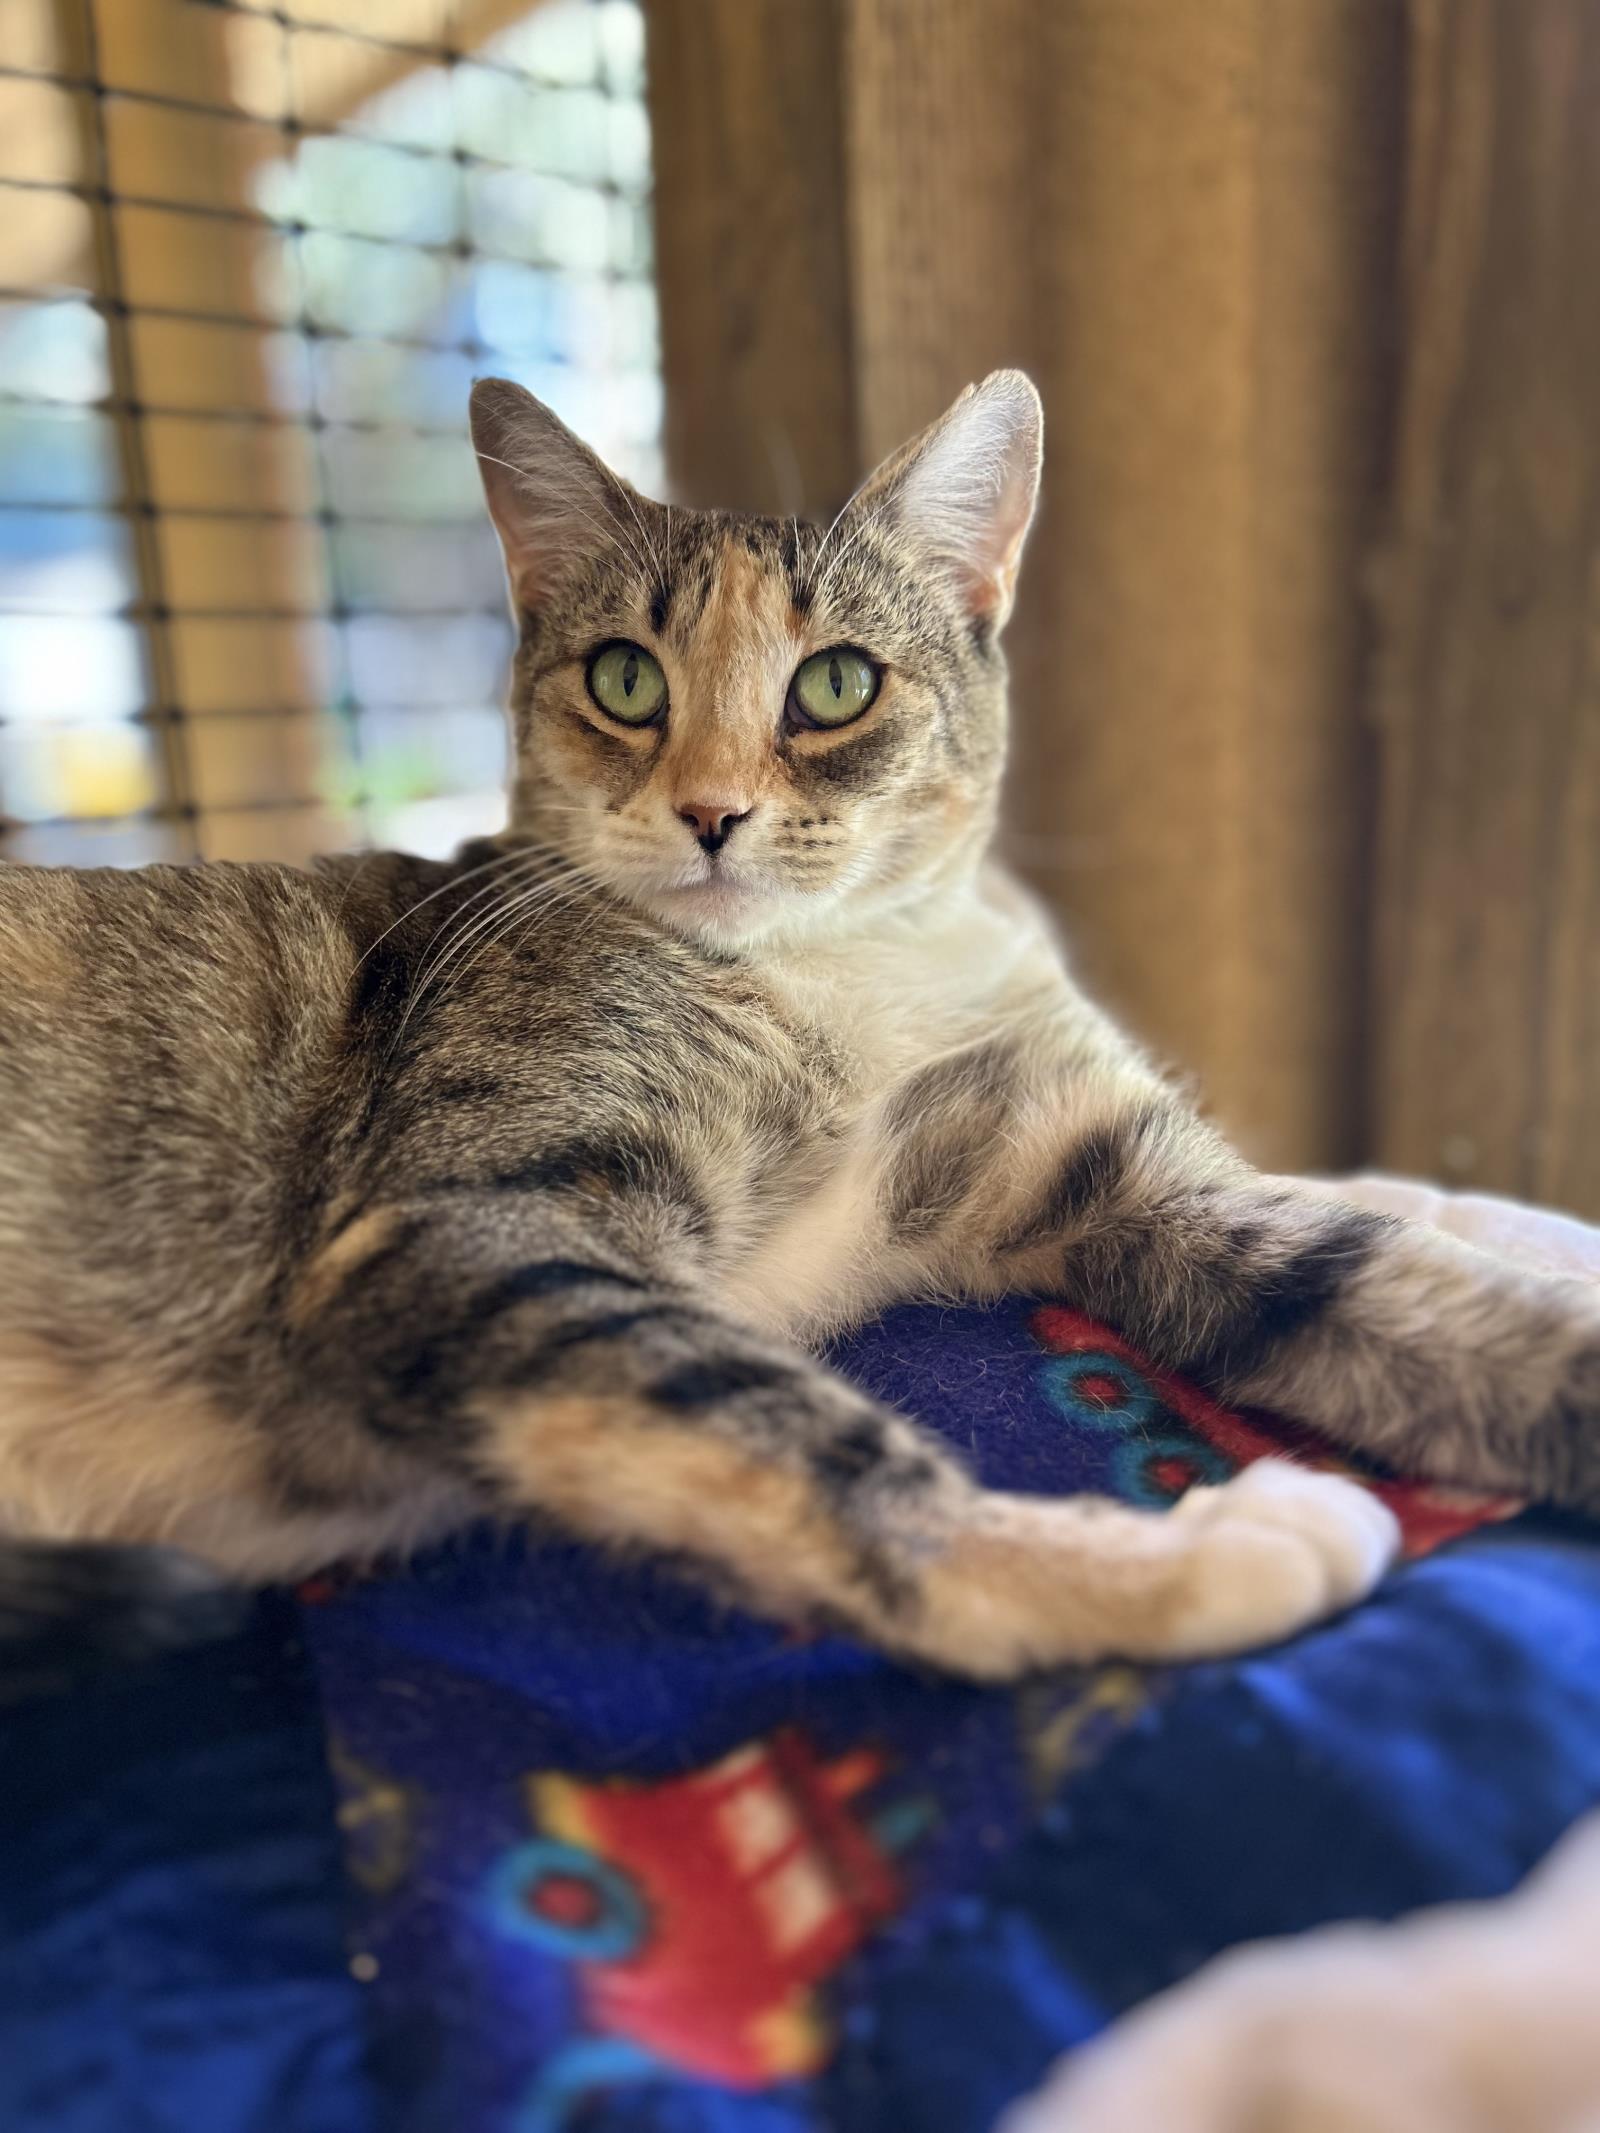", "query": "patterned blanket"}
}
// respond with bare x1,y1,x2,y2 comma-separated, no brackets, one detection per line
7,1296,1600,2133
